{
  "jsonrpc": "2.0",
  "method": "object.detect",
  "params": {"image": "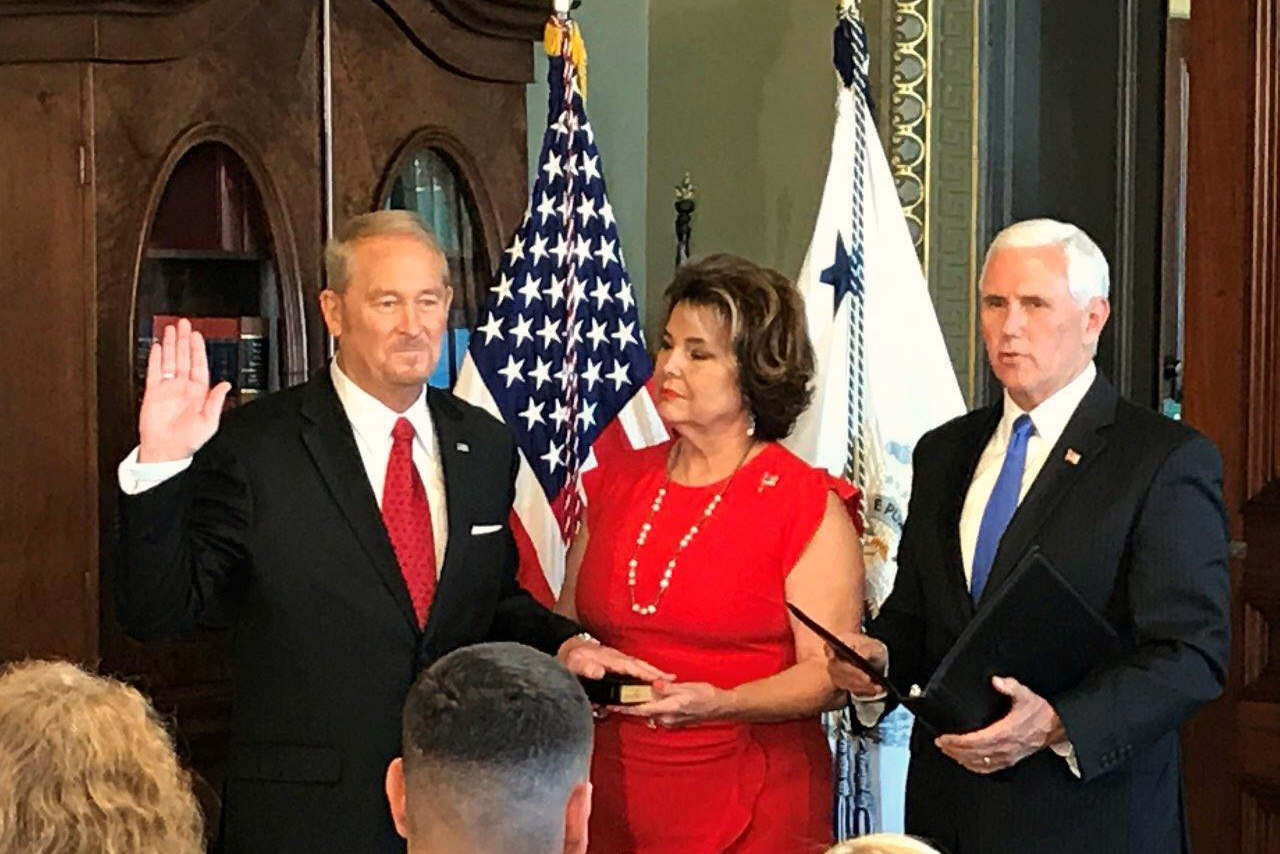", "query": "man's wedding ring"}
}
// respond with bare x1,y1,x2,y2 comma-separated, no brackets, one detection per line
161,372,176,380
982,756,991,766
